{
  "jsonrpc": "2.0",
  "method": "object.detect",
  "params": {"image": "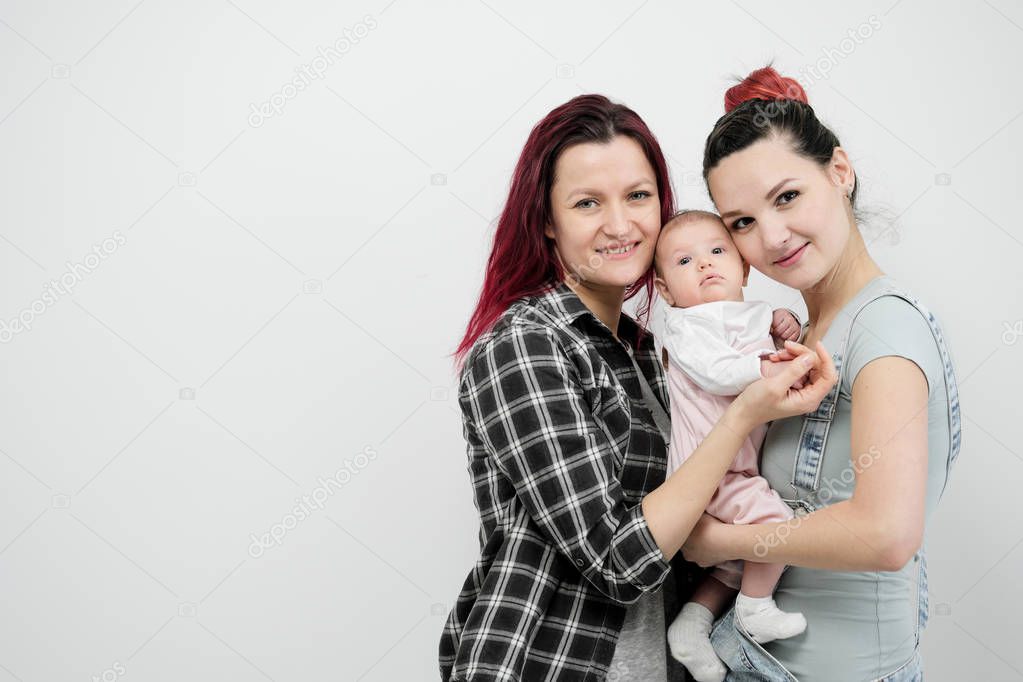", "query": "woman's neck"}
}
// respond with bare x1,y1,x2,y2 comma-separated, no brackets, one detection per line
802,227,884,336
565,279,627,338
